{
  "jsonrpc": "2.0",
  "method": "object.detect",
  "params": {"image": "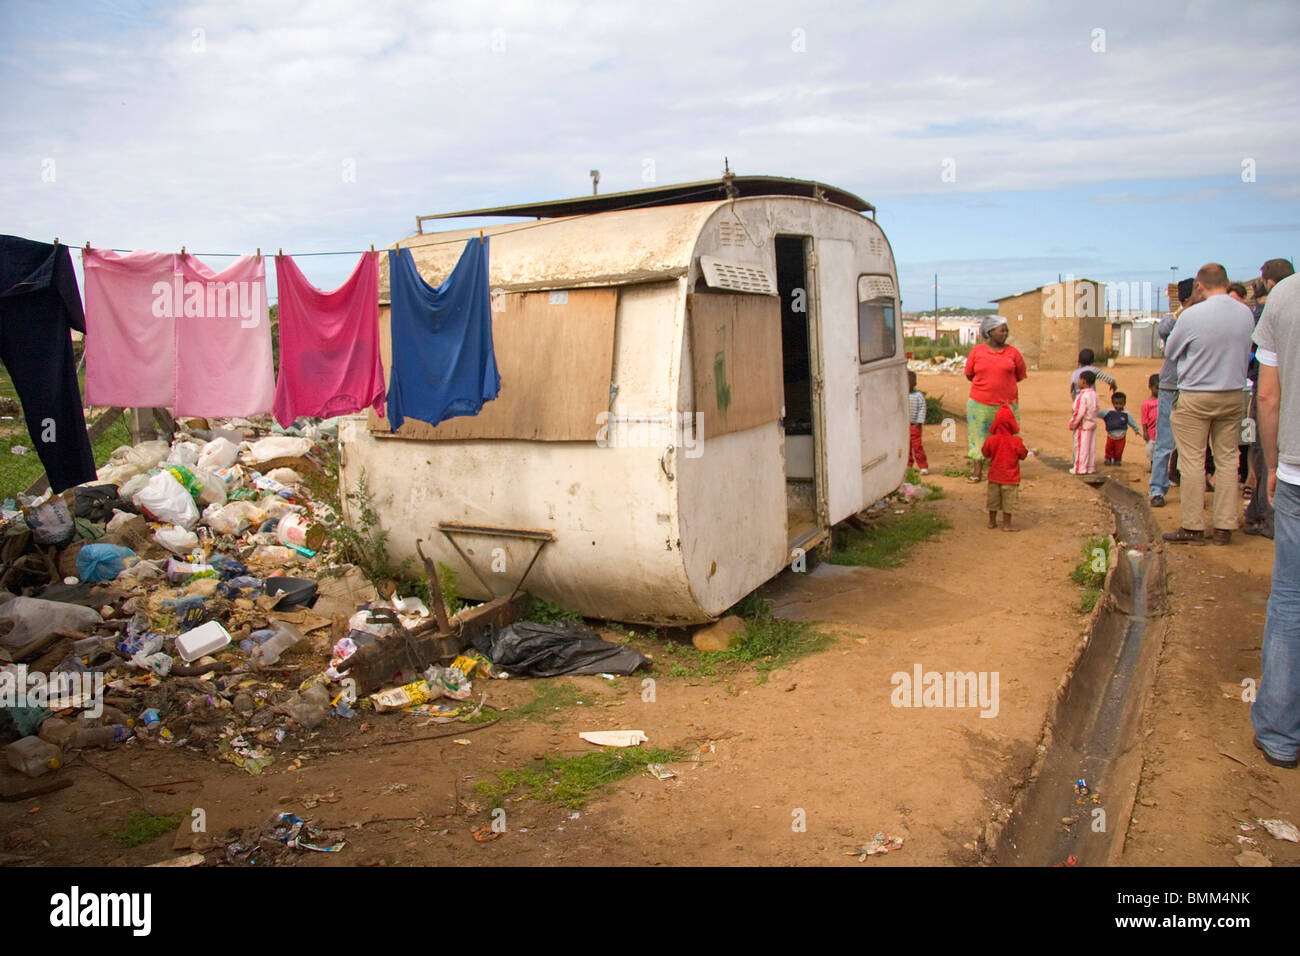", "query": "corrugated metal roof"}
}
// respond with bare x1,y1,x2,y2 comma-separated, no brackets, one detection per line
415,175,873,226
